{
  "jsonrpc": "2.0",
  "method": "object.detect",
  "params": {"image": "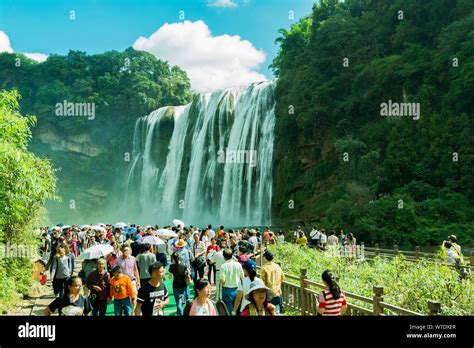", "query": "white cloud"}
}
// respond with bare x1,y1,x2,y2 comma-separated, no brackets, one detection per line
133,20,267,93
23,53,49,63
0,31,48,62
207,0,238,8
0,31,14,53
